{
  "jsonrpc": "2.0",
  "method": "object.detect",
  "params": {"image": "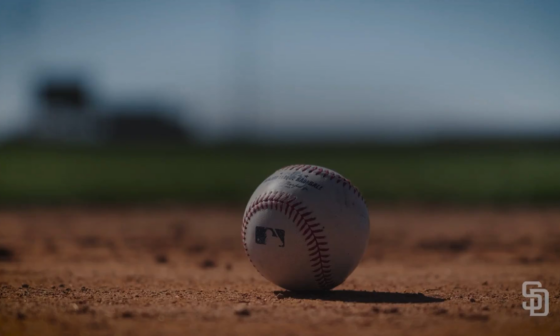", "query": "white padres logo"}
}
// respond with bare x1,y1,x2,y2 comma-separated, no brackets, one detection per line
522,281,549,317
